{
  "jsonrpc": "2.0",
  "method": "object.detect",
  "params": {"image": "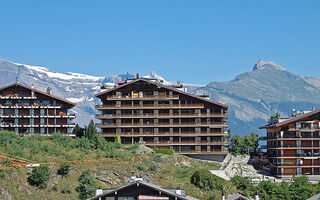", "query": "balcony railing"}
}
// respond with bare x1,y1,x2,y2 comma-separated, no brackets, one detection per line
96,113,227,118
0,104,63,108
175,150,228,154
268,145,319,148
0,95,37,99
95,104,204,109
101,131,228,136
0,114,76,118
140,141,228,145
269,153,320,157
107,95,180,100
96,122,228,127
